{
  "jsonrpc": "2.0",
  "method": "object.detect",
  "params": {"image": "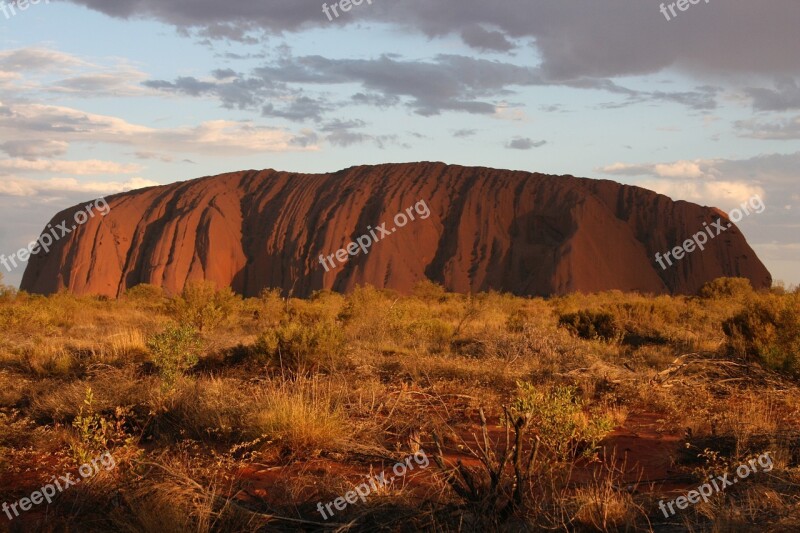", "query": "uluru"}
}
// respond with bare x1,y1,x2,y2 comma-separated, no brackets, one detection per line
20,162,771,298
